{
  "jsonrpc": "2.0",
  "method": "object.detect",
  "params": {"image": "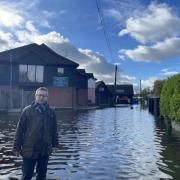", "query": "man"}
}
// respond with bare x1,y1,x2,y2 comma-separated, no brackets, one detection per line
13,87,59,180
